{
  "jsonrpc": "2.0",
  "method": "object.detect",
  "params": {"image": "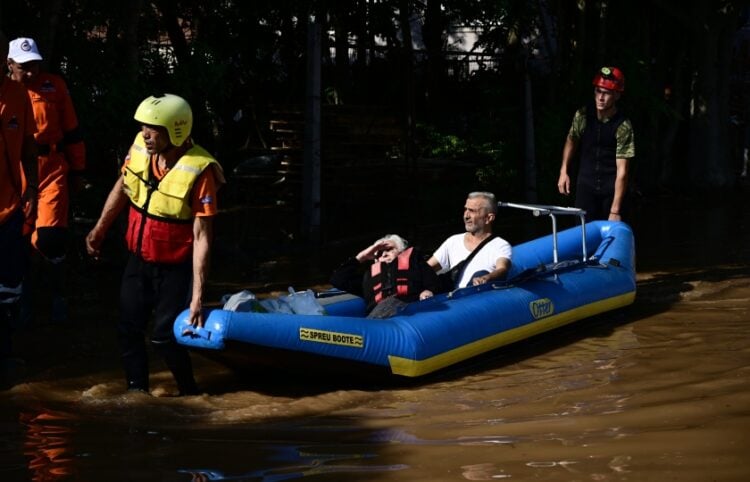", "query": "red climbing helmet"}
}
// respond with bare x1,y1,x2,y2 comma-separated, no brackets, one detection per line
592,66,625,92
